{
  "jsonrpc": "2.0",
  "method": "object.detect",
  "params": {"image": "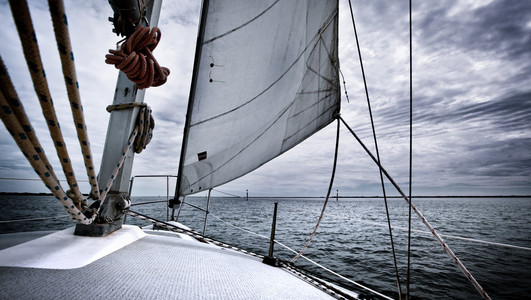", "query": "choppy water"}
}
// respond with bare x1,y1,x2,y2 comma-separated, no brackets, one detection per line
1,194,530,299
